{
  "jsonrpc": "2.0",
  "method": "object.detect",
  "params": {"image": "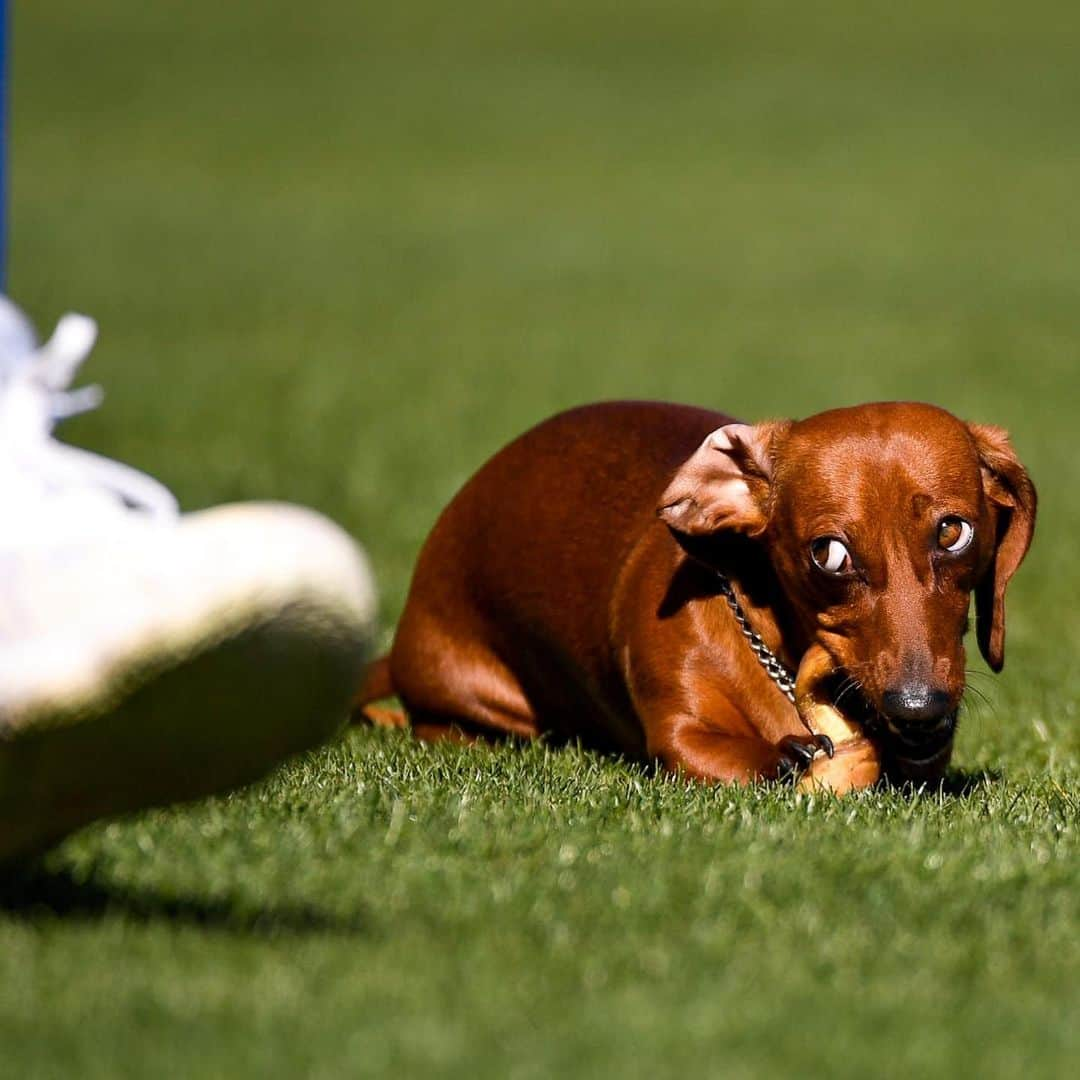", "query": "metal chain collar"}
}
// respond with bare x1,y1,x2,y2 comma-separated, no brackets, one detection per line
714,574,797,704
